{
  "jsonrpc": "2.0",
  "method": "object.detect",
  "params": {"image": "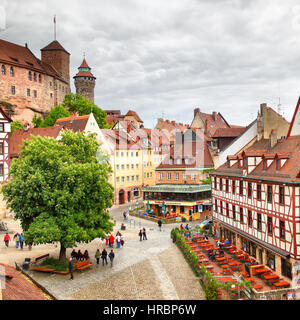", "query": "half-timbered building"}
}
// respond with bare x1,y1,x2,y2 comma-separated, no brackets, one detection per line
211,100,300,282
0,107,12,182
